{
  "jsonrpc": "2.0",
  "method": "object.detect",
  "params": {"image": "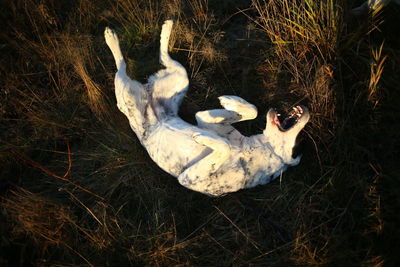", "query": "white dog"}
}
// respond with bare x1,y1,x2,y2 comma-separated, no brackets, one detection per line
104,20,310,196
351,0,400,14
